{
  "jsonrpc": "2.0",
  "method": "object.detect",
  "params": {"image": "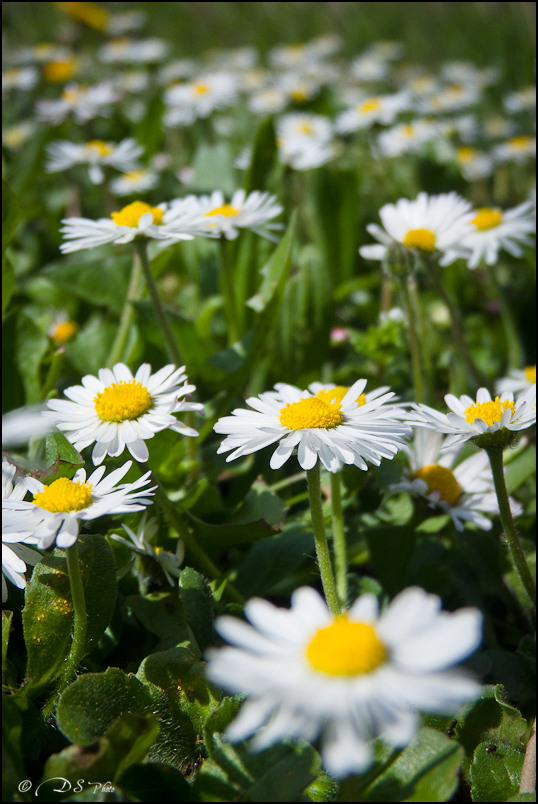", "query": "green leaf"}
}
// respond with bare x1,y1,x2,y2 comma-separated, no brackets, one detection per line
2,253,15,314
470,741,524,802
117,762,192,802
2,181,21,251
125,592,190,651
15,311,50,404
230,481,286,528
364,727,463,802
2,610,13,683
43,255,132,313
363,526,417,597
191,142,235,194
310,167,360,285
246,211,296,314
42,433,84,481
23,534,117,693
179,567,215,653
2,696,30,803
243,116,277,194
236,523,314,598
505,445,537,494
